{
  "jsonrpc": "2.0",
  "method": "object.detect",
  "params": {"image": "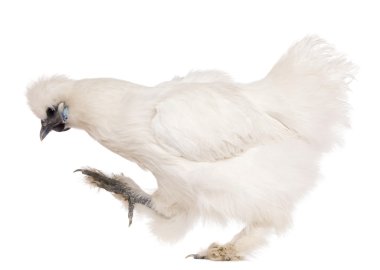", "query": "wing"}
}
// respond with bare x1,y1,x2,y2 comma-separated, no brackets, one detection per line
151,83,294,162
